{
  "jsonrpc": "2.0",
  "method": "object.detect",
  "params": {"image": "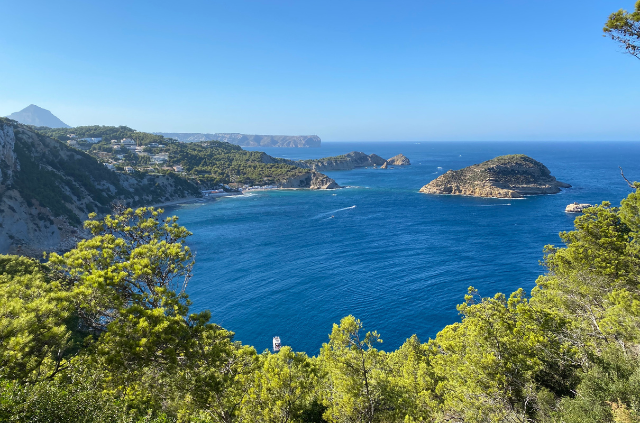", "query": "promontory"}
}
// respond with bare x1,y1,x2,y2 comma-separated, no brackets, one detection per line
419,154,570,198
